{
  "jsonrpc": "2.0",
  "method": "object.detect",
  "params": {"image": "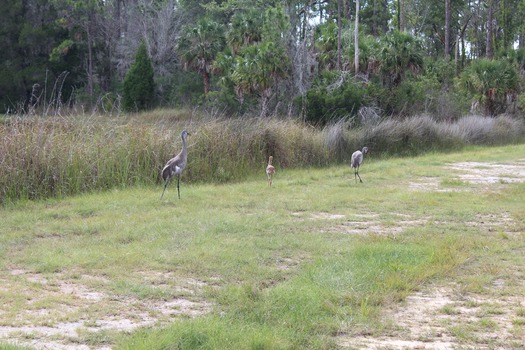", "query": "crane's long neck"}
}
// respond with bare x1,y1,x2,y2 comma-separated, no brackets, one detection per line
180,135,188,159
